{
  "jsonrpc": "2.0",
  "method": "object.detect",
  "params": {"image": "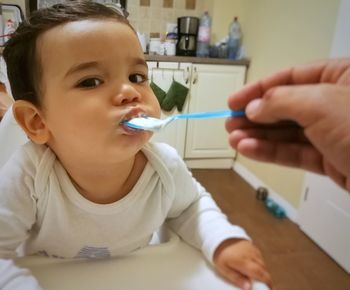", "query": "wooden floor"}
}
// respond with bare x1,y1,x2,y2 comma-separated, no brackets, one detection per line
191,169,350,290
